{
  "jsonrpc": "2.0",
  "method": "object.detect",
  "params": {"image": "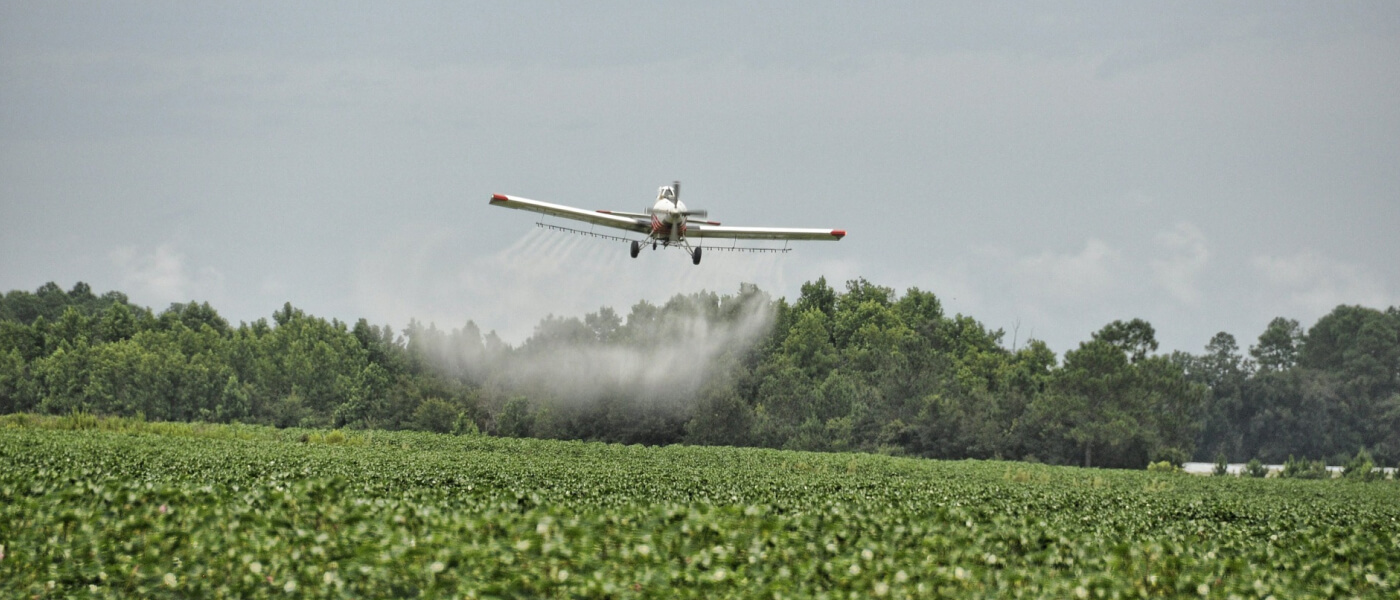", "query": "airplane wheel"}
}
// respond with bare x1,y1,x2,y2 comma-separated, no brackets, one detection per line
630,240,640,258
692,247,702,265
652,241,657,250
